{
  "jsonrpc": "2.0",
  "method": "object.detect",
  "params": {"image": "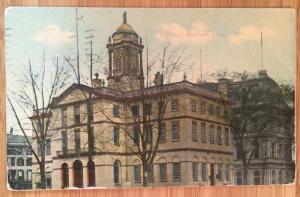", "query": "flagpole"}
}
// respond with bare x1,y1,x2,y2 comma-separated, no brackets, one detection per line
76,8,80,84
260,32,264,71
